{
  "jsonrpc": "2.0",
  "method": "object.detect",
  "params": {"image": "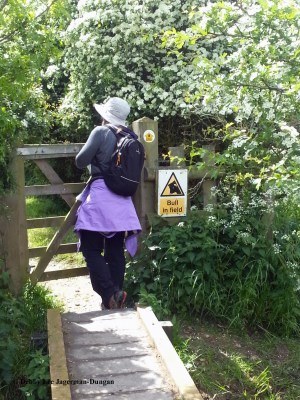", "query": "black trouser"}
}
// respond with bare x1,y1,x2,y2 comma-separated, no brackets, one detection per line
80,230,125,308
